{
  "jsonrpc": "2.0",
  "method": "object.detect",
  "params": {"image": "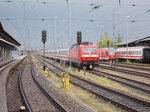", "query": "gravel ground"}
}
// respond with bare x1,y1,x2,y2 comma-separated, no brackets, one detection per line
22,60,61,112
97,67,150,85
35,71,91,112
102,63,150,75
6,64,23,112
